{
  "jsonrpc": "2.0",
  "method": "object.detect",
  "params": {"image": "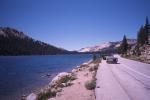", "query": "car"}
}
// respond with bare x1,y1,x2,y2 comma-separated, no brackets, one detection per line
106,56,118,64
